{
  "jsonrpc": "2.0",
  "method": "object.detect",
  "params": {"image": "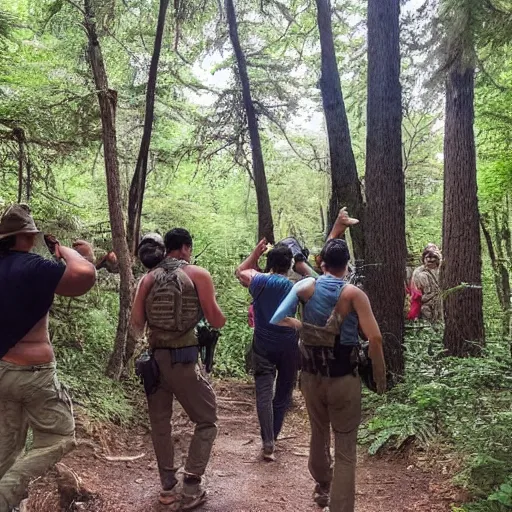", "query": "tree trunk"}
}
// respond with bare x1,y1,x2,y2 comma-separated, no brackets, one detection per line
442,59,484,357
481,209,511,339
15,128,25,203
127,0,170,254
364,0,406,380
225,0,274,243
83,0,134,379
315,0,364,258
